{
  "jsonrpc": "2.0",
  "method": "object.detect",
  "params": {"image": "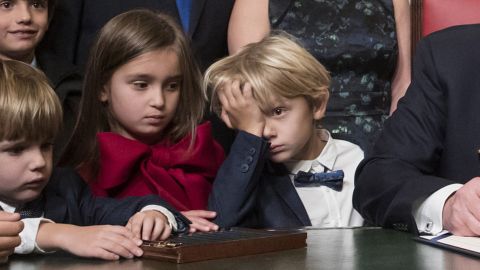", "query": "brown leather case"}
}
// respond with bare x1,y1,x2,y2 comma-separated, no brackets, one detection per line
141,227,307,263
